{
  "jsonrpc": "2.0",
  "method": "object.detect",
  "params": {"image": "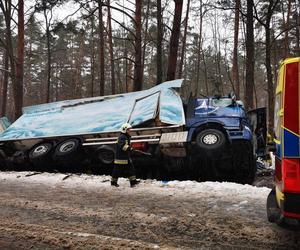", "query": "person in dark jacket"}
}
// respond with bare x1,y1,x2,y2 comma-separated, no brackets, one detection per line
111,123,140,187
